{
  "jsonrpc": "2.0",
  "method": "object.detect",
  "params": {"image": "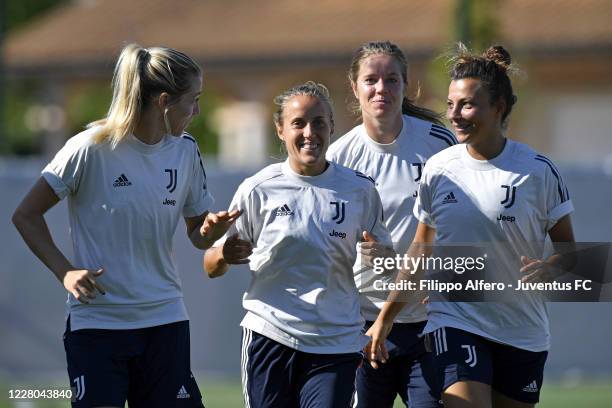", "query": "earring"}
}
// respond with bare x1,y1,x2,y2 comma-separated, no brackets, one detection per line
163,108,172,135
